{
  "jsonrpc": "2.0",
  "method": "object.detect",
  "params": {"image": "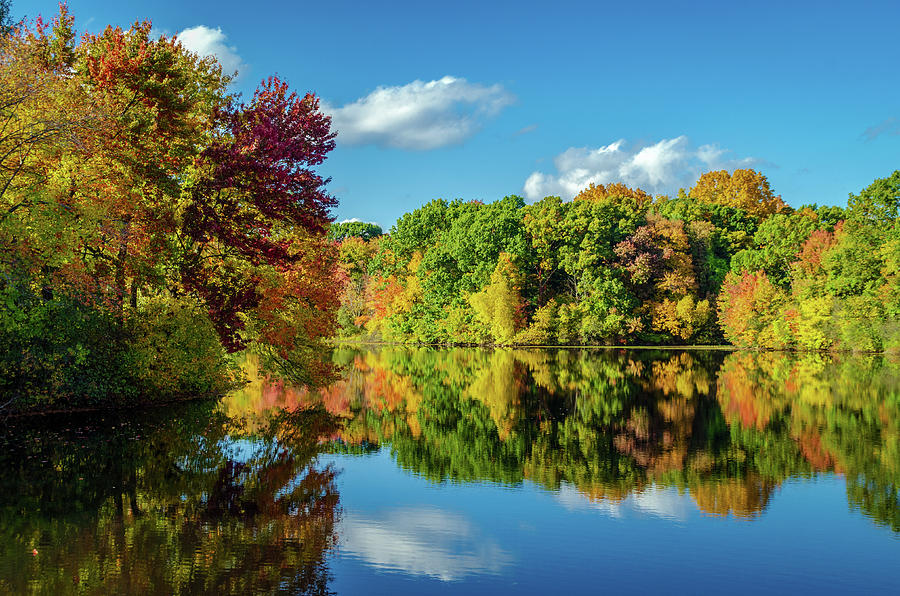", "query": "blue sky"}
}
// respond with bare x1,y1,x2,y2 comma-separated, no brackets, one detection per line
15,0,900,229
